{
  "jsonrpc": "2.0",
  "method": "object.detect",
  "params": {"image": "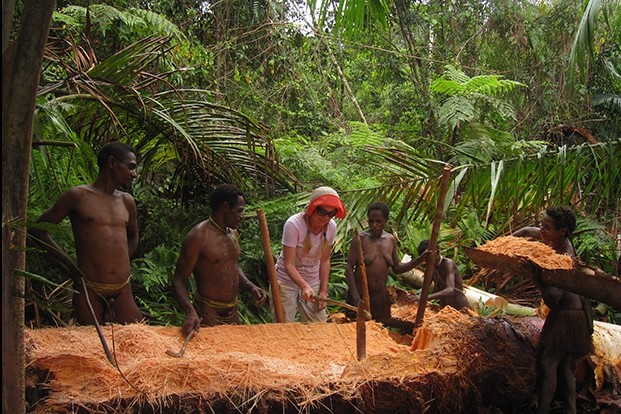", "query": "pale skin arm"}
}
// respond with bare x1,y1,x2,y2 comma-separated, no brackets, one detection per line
28,188,83,283
282,245,319,304
171,231,203,336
